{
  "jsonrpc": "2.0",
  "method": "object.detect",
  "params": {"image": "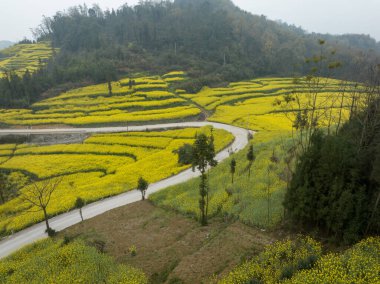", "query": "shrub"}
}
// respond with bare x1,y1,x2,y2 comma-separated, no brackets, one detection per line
177,144,193,165
129,245,137,257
